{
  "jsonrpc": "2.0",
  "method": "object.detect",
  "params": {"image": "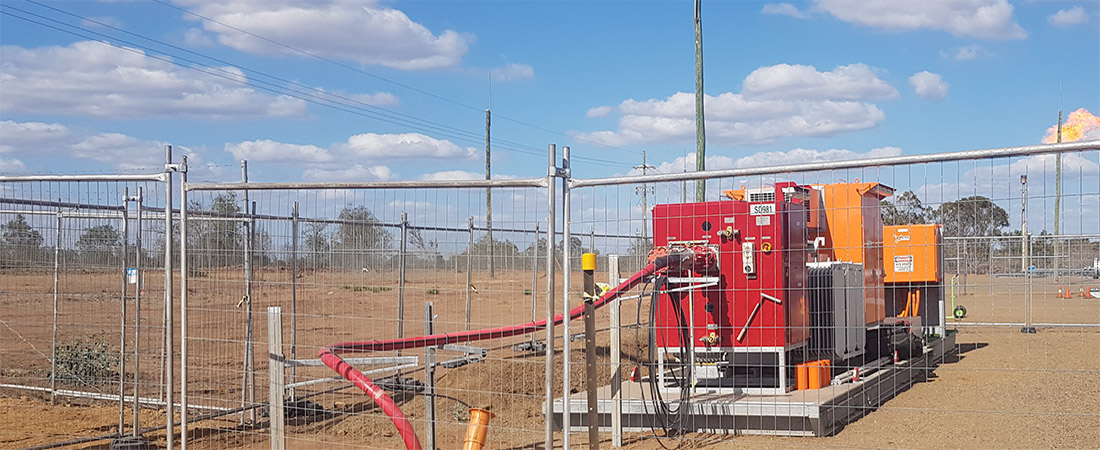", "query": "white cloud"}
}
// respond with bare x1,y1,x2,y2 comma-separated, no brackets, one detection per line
0,41,306,119
1049,7,1088,28
184,28,216,47
418,170,484,181
586,106,613,118
177,0,471,70
344,133,477,159
302,164,394,182
0,157,26,173
350,92,400,106
762,3,809,19
225,140,333,163
0,120,204,173
813,0,1027,40
489,63,535,81
943,44,984,61
575,63,895,146
742,63,898,101
909,71,949,101
640,147,904,175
